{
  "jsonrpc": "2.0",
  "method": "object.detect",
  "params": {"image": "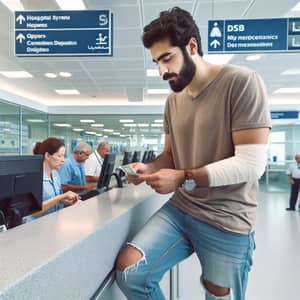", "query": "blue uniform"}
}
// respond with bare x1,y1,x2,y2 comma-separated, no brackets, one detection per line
24,169,64,222
58,155,86,186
